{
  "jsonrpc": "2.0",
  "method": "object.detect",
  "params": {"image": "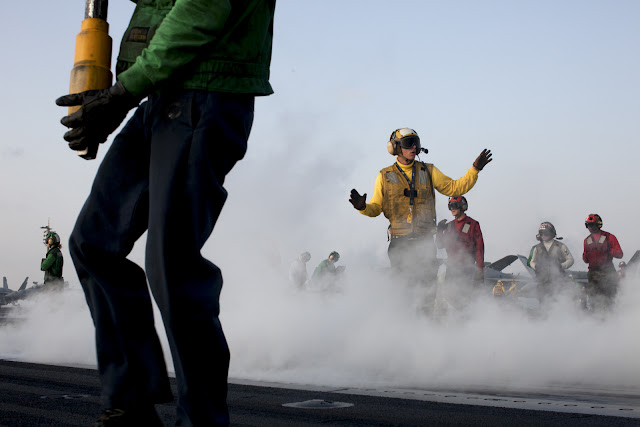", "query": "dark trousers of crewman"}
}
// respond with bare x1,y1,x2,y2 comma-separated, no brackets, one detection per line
586,264,619,312
444,262,481,286
43,278,65,293
442,263,481,310
388,235,438,313
535,268,570,308
69,89,255,426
